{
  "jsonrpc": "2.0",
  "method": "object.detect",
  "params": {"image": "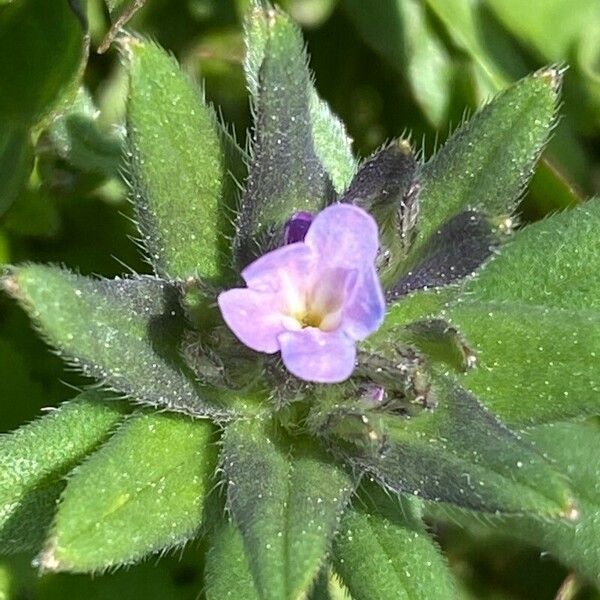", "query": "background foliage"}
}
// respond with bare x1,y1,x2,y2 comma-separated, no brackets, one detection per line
1,0,599,598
